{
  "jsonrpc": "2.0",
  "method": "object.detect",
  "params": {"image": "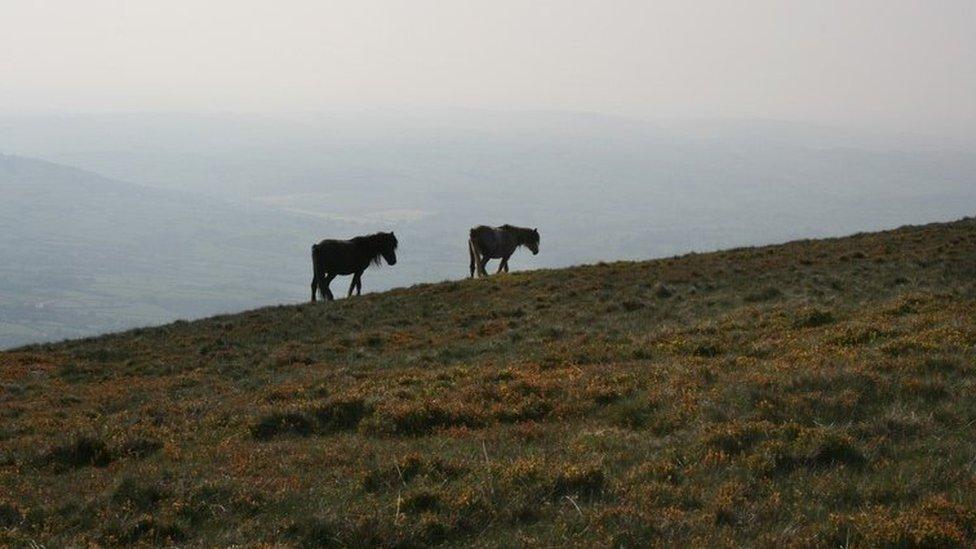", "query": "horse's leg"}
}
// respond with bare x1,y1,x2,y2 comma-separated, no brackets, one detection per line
496,259,505,274
323,273,337,301
479,257,491,277
311,276,318,302
502,255,511,273
468,239,477,278
348,271,363,298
